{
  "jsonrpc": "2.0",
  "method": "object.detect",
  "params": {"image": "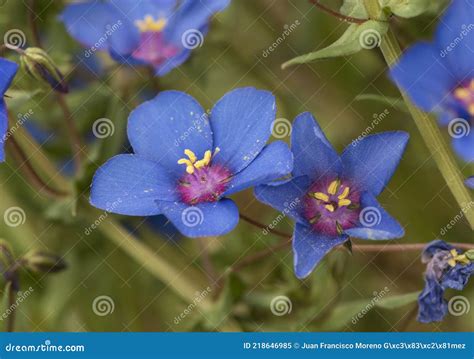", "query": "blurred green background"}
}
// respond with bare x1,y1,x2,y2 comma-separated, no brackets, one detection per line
0,0,472,332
